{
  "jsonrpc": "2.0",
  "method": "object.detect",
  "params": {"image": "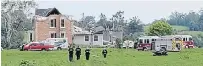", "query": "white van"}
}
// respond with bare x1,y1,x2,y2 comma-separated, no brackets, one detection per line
45,38,69,50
